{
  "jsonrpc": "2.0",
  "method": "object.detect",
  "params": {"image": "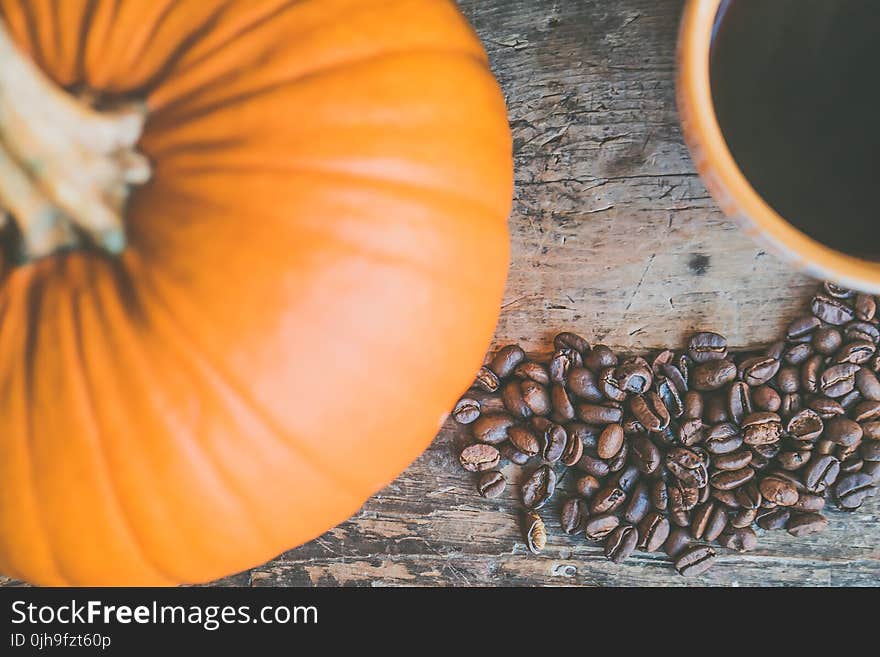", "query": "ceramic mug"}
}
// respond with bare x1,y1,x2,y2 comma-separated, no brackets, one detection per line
676,0,880,294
